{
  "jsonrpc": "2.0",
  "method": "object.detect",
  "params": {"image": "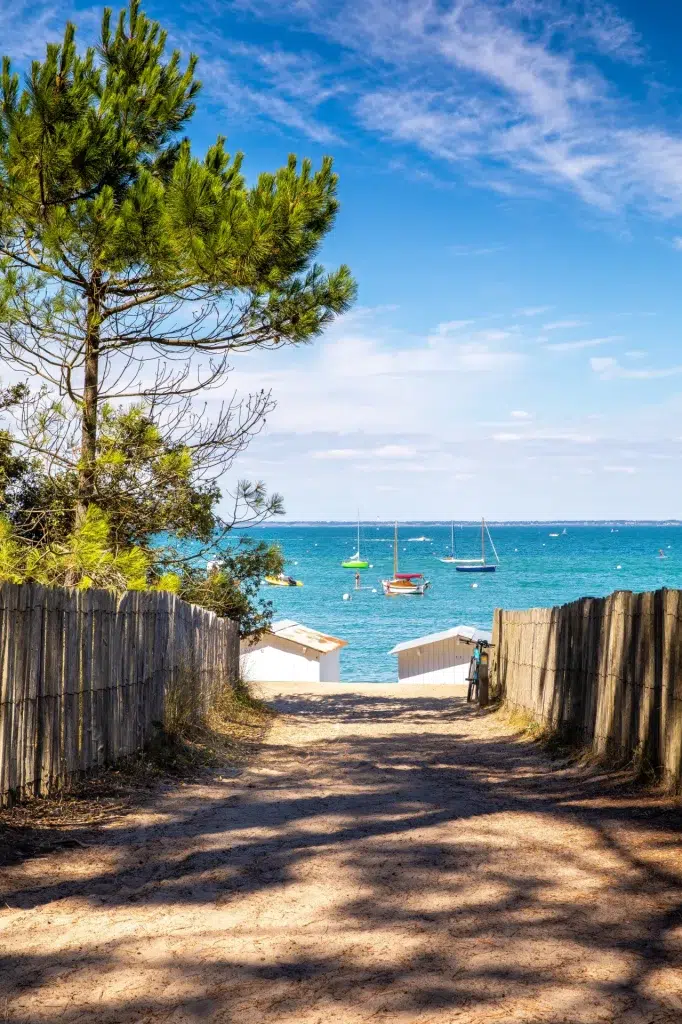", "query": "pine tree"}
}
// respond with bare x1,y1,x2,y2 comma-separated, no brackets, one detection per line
0,0,355,519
